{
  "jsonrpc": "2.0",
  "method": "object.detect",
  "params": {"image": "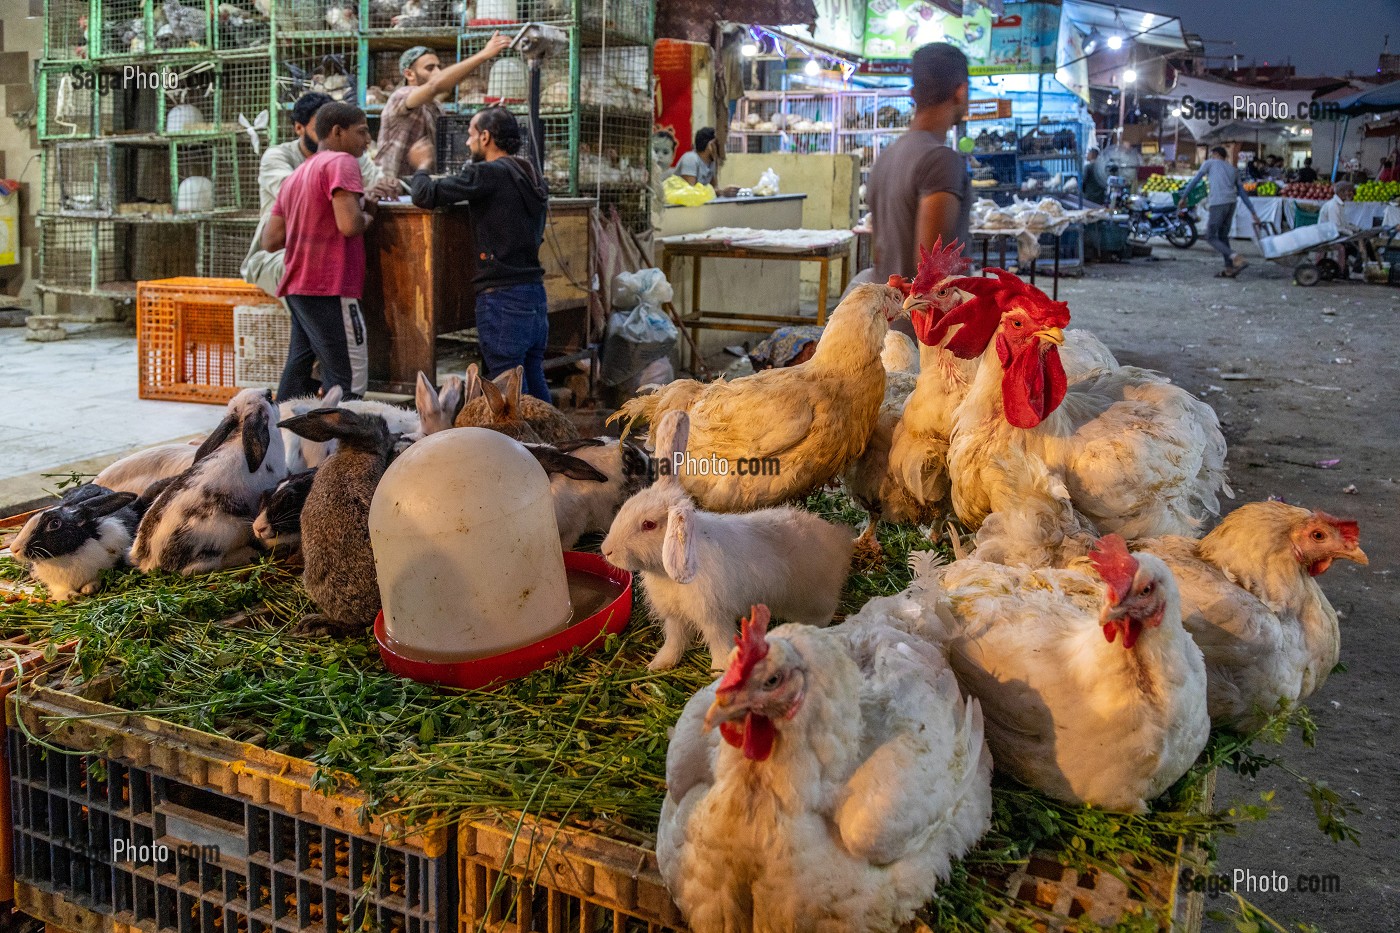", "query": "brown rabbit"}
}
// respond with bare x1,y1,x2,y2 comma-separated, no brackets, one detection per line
455,364,579,444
